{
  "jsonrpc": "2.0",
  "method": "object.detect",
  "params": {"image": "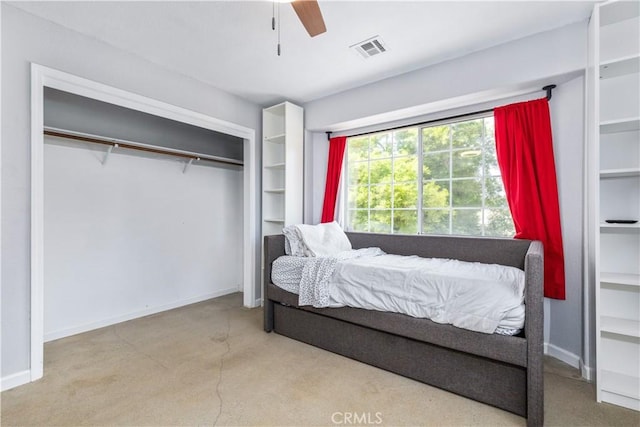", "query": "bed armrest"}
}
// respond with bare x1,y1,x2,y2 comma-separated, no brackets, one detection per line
524,240,543,425
264,235,286,332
